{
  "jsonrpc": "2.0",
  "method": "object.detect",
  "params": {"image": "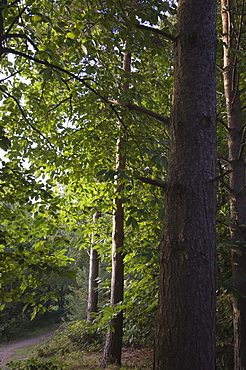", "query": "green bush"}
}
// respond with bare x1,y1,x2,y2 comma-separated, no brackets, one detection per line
6,358,66,370
36,320,105,359
66,320,105,350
